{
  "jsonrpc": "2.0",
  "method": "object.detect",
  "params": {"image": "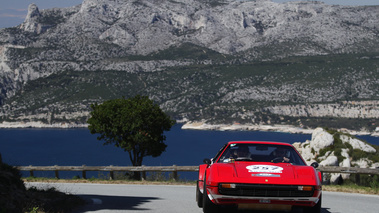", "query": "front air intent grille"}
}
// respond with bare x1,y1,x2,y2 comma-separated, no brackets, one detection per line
219,184,314,197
